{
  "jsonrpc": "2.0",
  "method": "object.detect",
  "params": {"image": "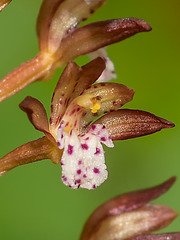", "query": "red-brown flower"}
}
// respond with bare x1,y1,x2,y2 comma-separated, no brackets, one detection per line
0,58,174,190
